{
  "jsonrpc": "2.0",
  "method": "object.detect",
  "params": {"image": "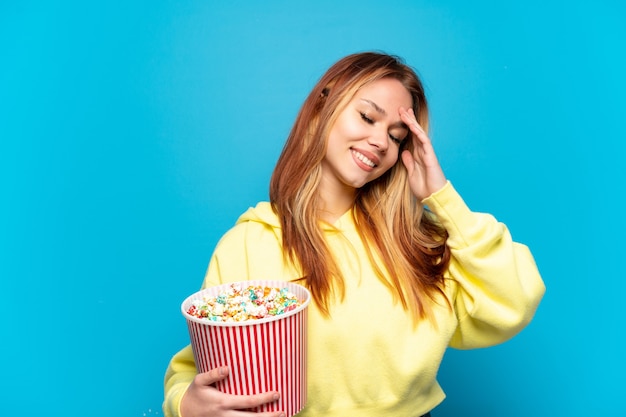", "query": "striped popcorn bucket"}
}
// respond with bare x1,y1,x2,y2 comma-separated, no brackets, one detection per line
181,280,310,416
